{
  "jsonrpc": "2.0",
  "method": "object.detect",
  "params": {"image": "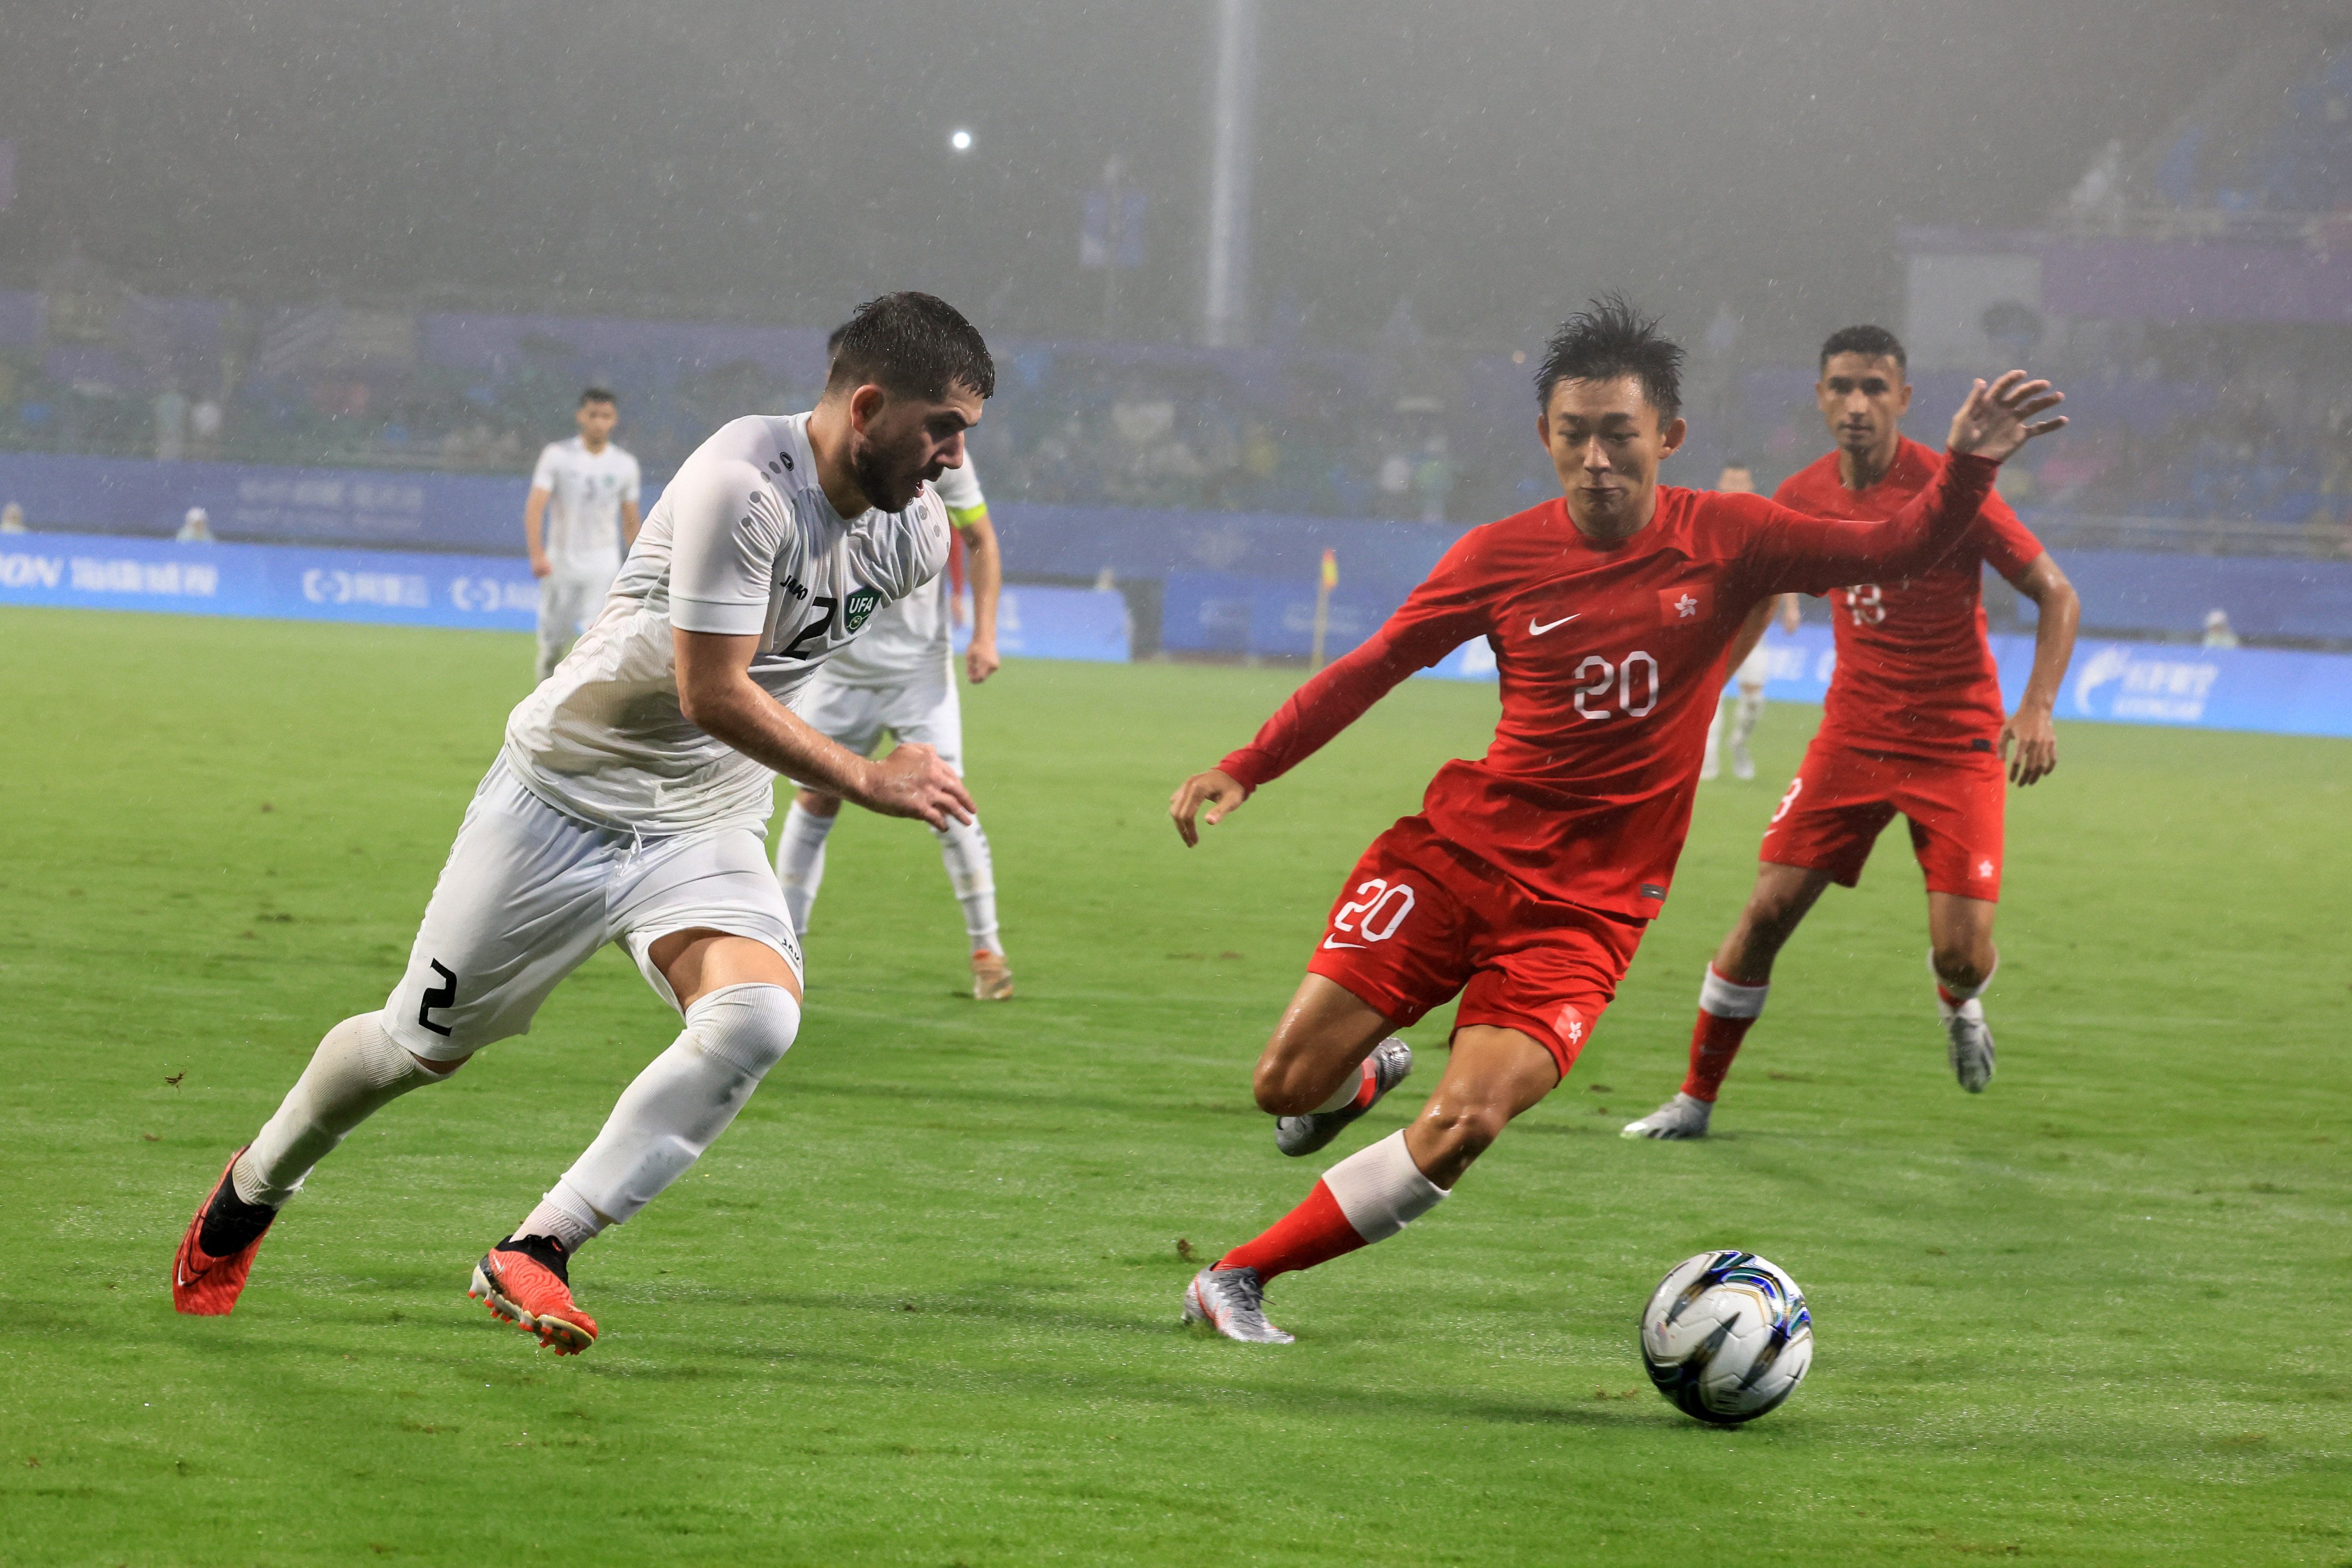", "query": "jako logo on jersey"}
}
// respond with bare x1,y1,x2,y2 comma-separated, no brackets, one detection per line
841,587,883,632
1656,585,1710,625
